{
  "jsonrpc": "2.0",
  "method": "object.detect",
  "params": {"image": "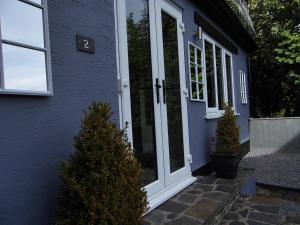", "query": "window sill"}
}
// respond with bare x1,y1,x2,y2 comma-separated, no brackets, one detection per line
205,112,240,120
190,99,205,103
205,114,222,120
0,89,53,96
